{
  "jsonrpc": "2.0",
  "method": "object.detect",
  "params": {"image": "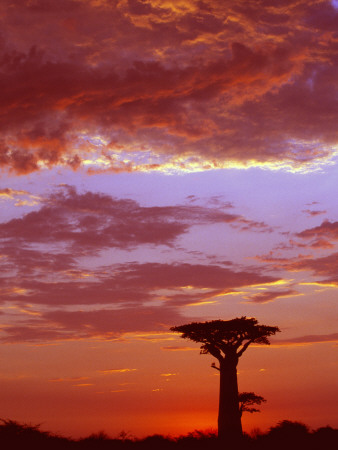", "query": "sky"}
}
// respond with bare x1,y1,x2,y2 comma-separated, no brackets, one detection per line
0,0,338,439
